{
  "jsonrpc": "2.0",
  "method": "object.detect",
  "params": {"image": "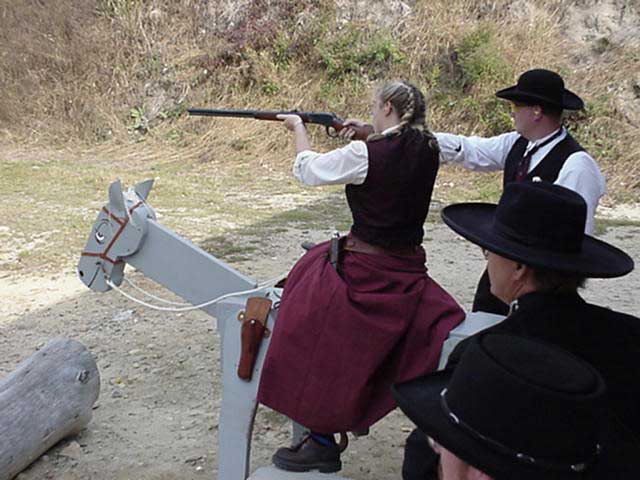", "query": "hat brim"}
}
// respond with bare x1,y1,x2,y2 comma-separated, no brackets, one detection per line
440,203,634,278
496,85,584,110
392,372,603,480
